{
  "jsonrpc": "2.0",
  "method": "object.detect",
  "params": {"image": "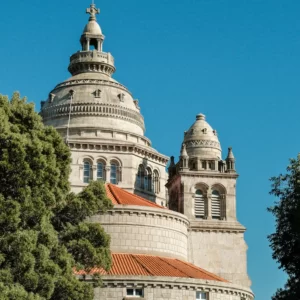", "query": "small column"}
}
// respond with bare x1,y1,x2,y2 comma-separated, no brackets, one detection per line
97,39,101,52
92,165,97,181
86,38,90,51
207,187,212,220
105,166,111,183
